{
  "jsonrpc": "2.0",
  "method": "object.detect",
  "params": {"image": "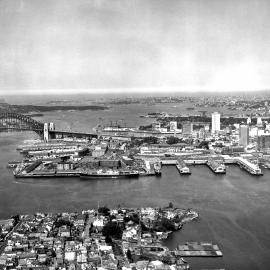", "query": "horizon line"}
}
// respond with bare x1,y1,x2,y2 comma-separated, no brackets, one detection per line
1,87,270,96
